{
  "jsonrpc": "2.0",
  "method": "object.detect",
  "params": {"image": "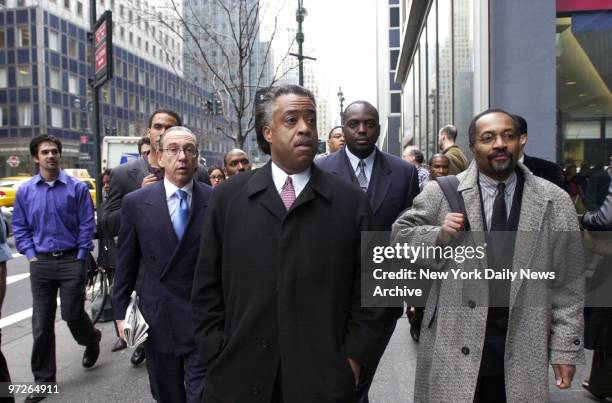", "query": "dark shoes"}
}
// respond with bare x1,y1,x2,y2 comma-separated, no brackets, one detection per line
82,329,102,368
111,337,127,352
24,393,46,402
130,345,146,366
582,380,609,400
